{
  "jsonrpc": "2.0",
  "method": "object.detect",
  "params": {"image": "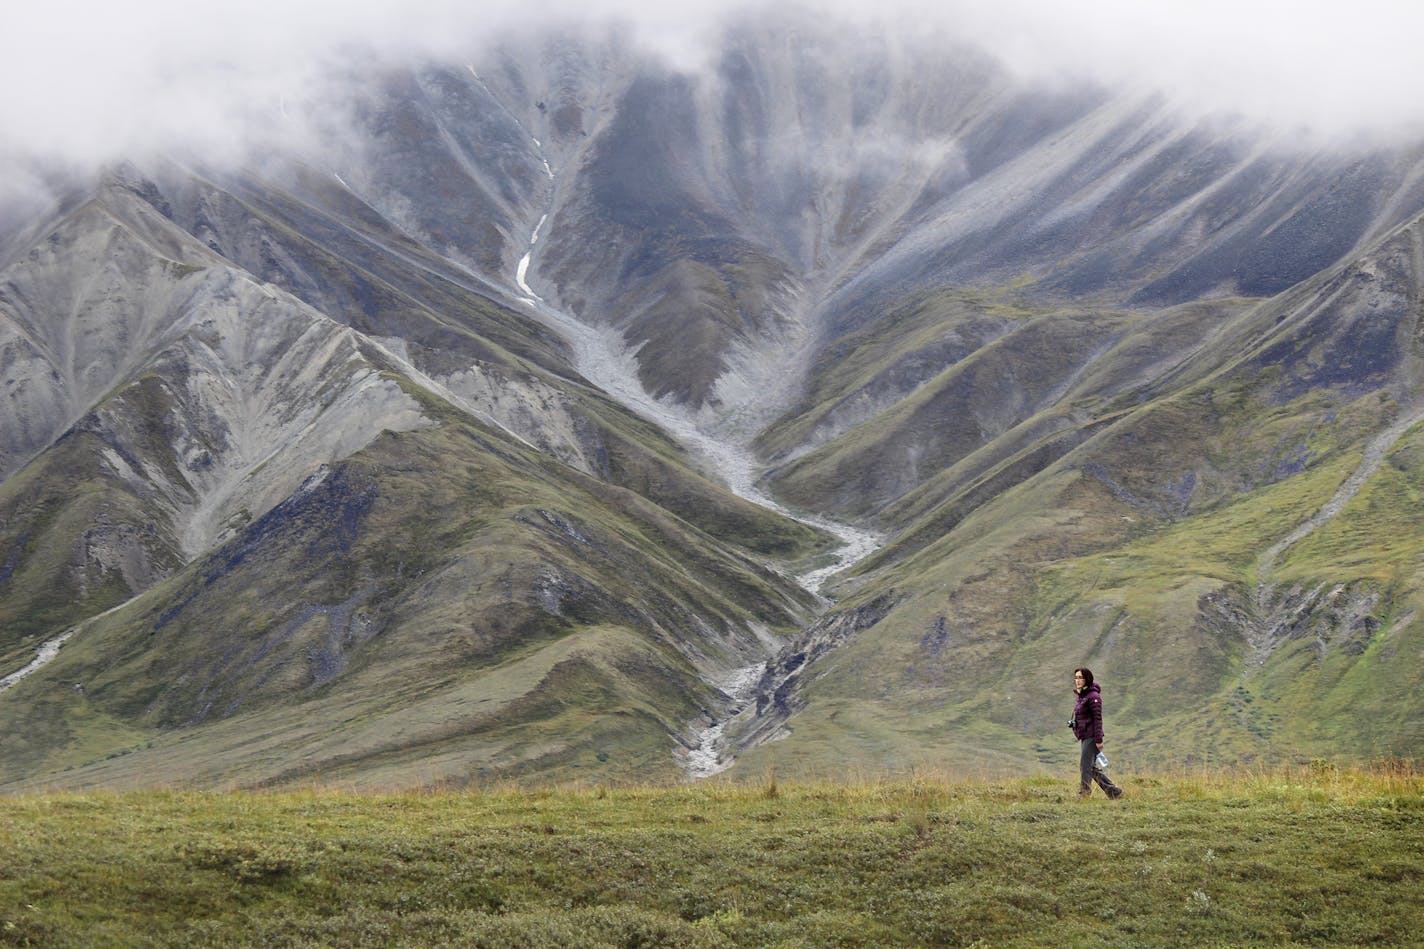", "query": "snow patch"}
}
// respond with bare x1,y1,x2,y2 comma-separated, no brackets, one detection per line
515,214,548,304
